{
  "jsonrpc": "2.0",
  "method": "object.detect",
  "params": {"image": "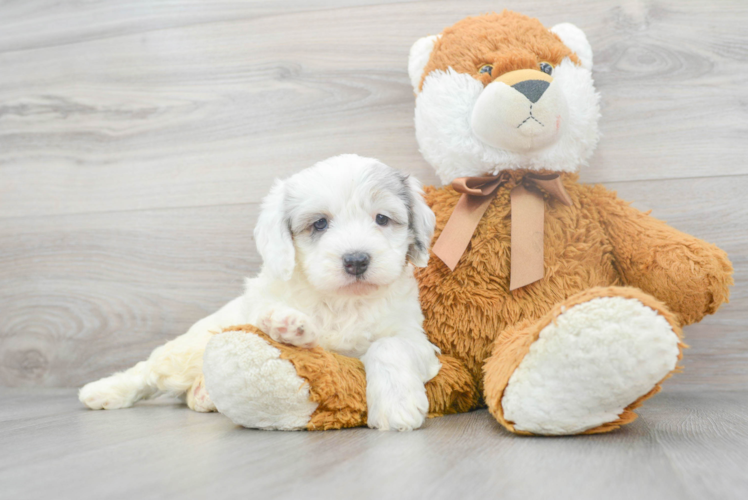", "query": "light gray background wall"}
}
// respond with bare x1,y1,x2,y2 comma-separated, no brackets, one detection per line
0,0,745,389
